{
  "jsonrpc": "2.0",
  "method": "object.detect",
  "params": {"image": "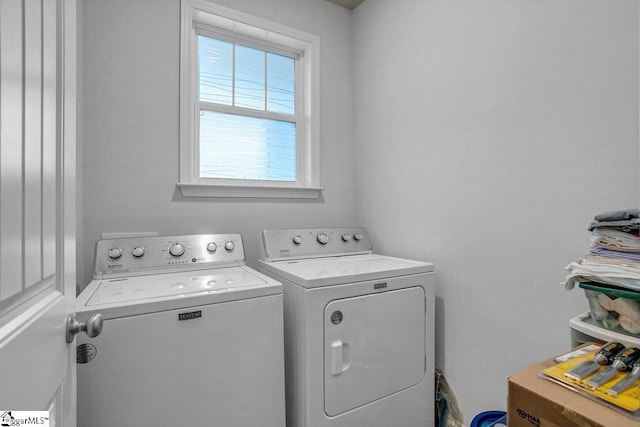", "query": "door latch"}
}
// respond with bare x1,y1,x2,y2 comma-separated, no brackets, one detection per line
65,313,103,343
